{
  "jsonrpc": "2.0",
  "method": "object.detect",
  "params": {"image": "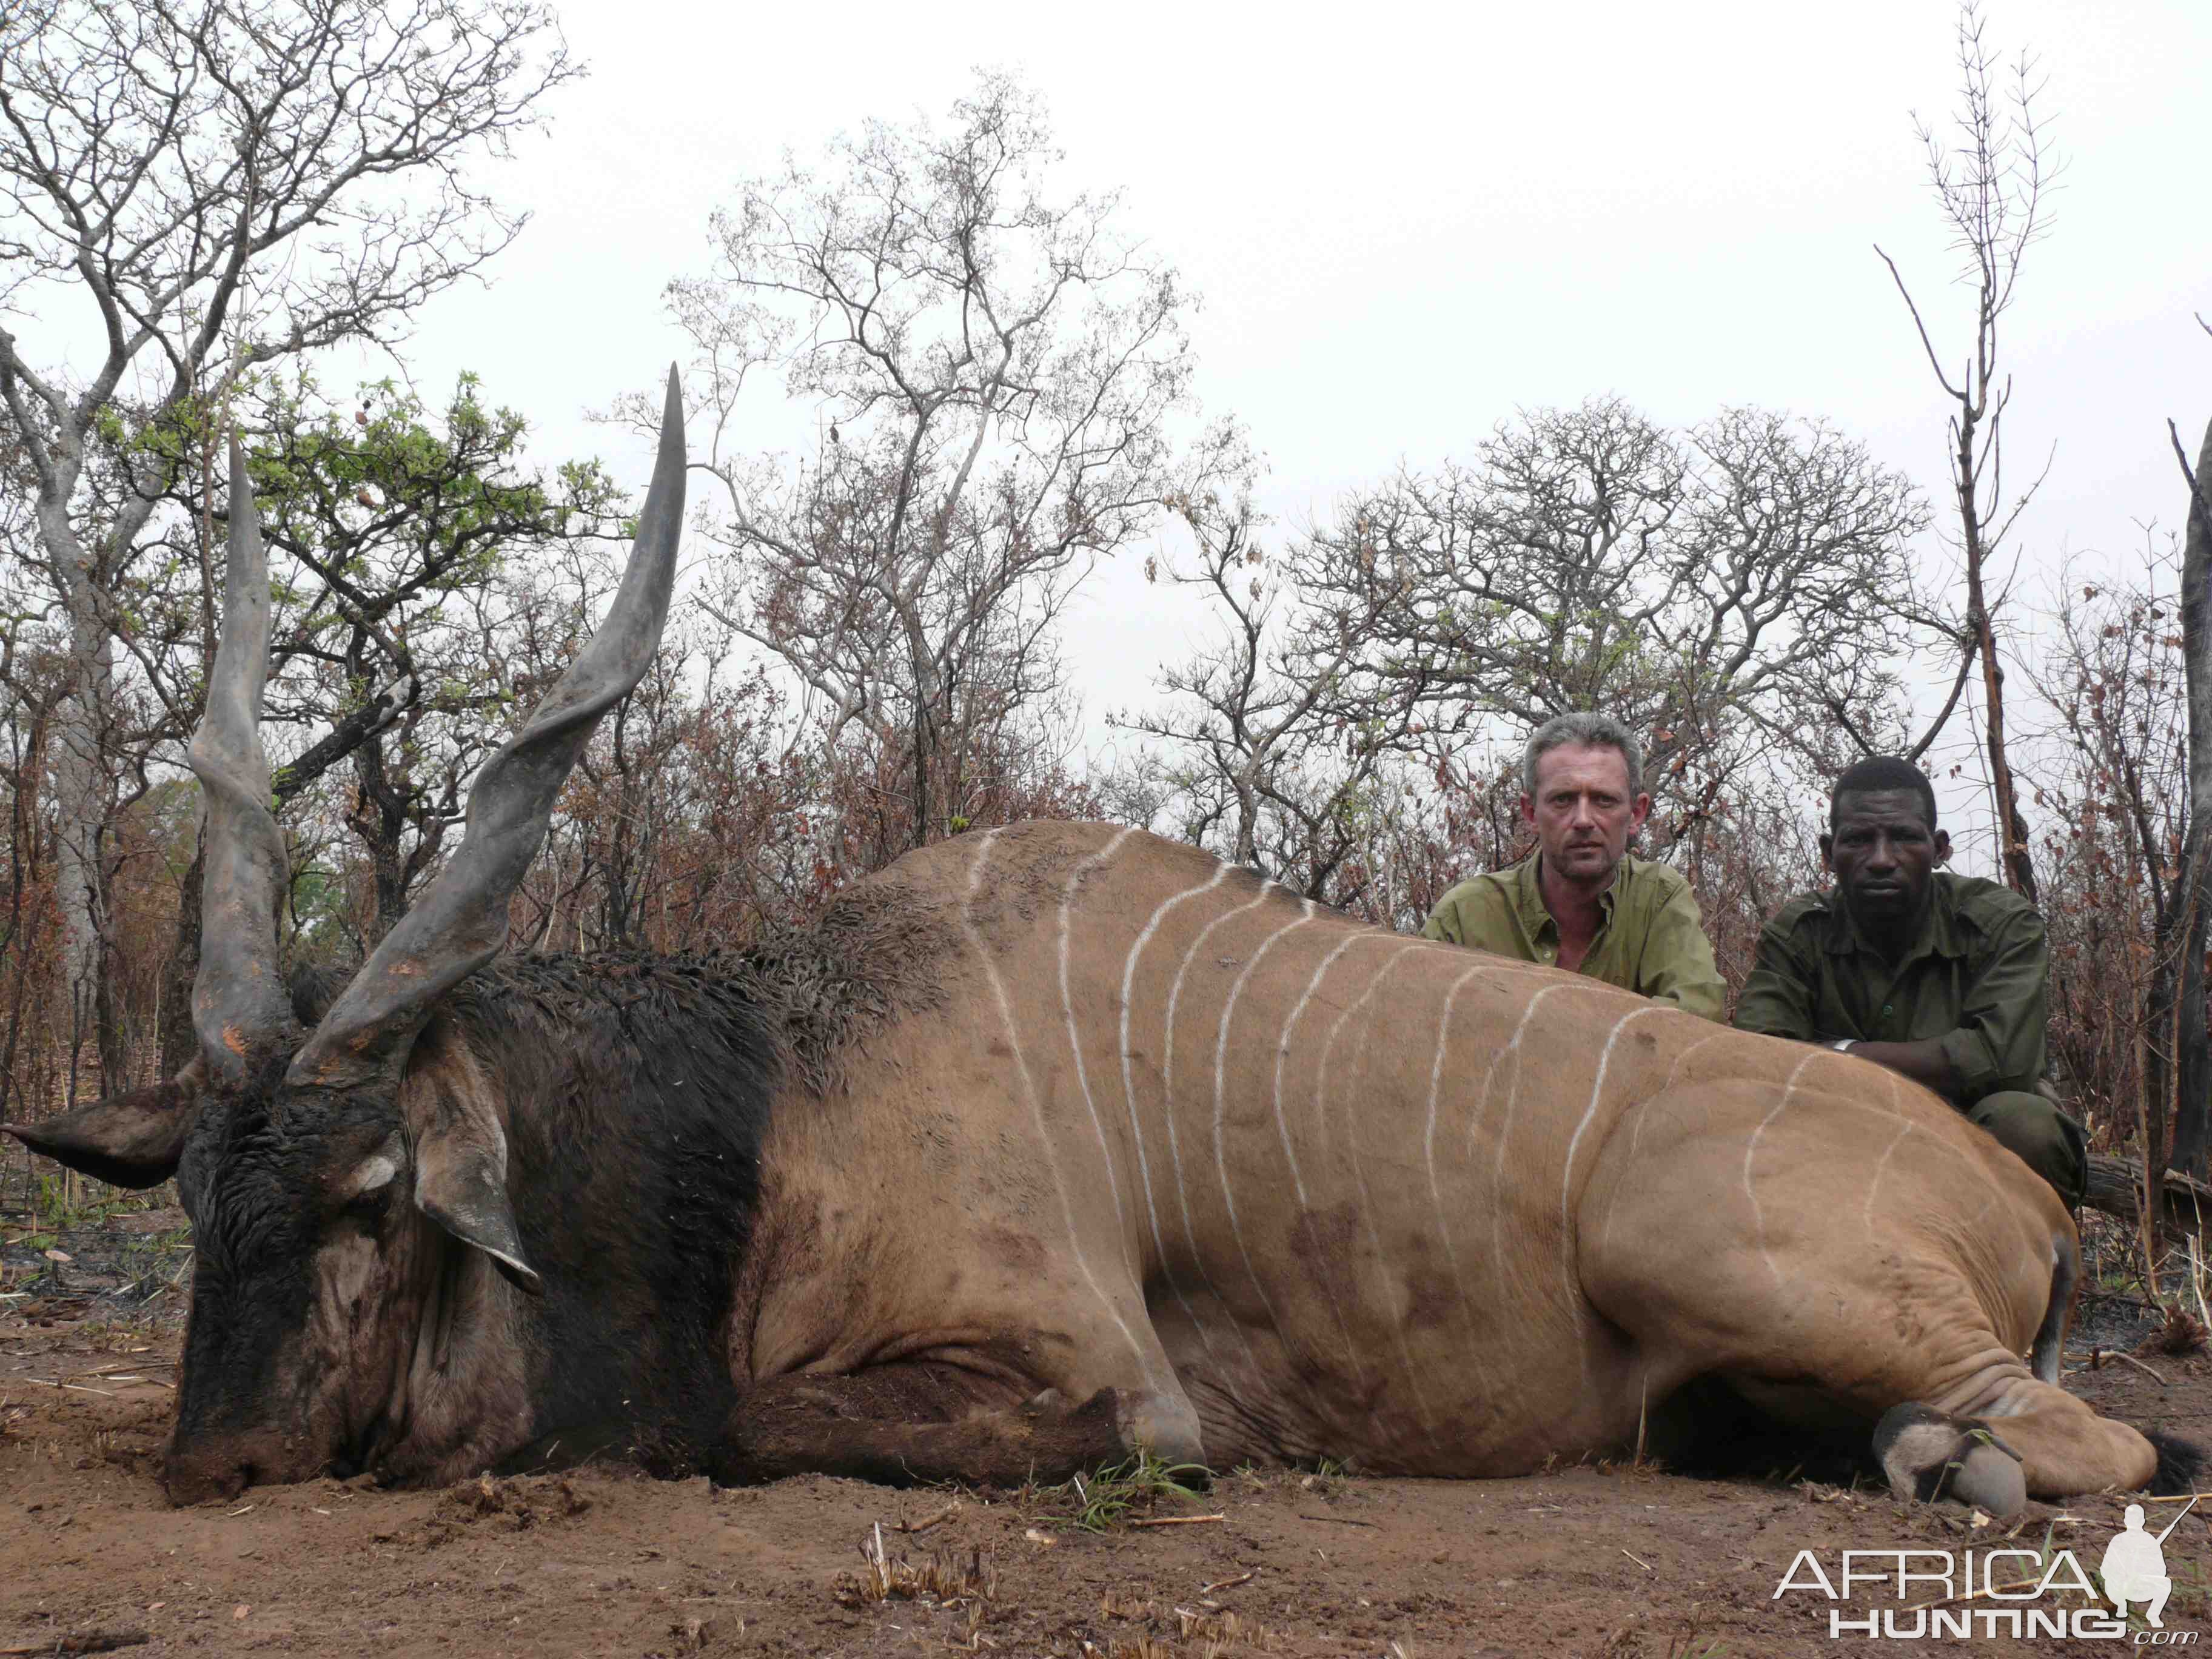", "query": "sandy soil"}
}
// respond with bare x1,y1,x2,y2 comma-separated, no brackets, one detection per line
3,1221,2210,1657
